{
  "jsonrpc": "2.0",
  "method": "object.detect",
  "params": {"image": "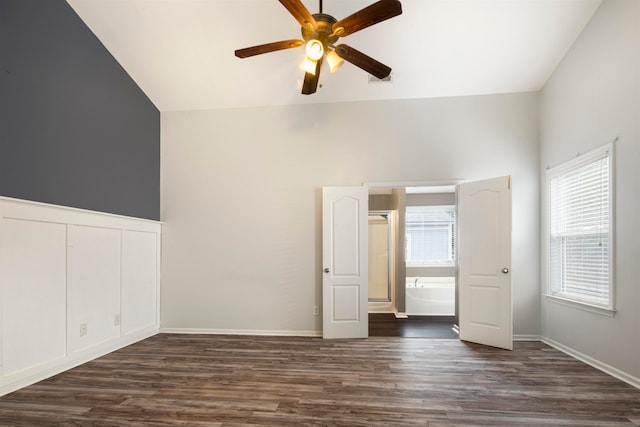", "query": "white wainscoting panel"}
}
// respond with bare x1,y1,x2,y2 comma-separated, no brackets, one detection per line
1,218,67,376
0,197,161,396
67,225,122,354
122,230,159,336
